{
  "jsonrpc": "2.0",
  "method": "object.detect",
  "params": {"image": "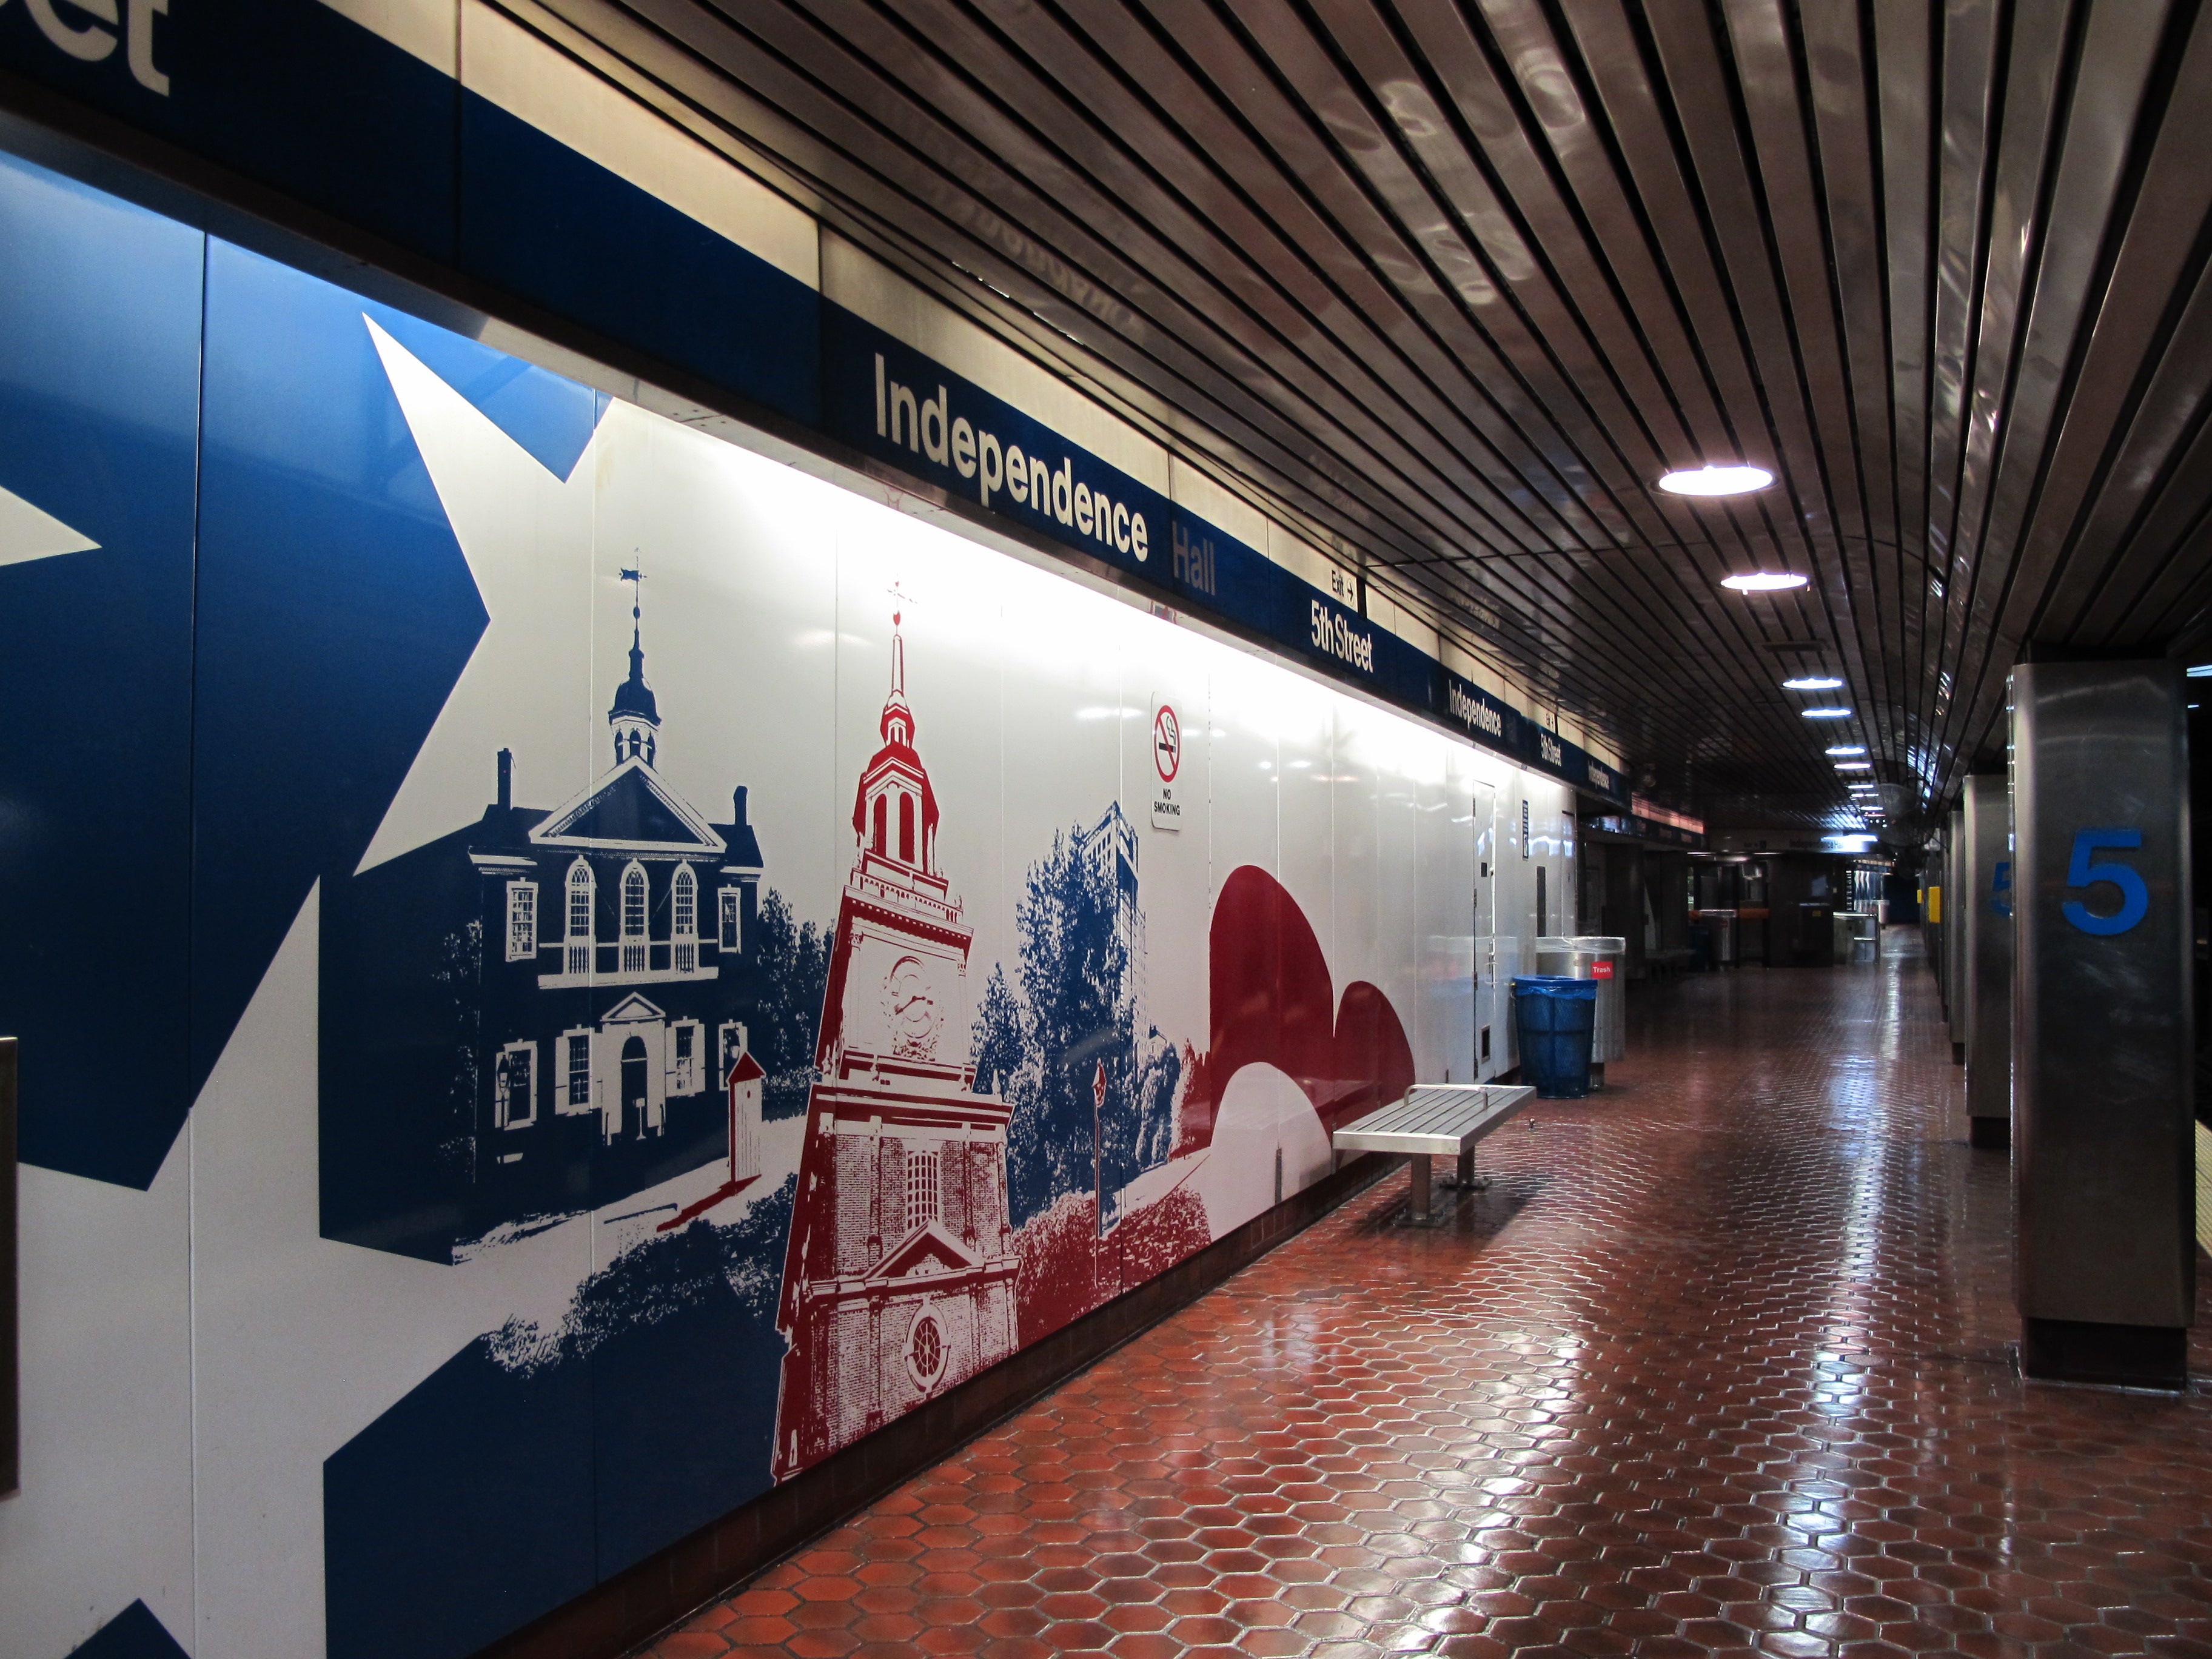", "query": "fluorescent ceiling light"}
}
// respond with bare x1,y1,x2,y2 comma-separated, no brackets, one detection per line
1835,762,1872,771
2187,664,2212,677
1801,707,1851,719
1825,745,1866,756
1658,464,1774,497
1783,676,1844,690
1720,571,1808,592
